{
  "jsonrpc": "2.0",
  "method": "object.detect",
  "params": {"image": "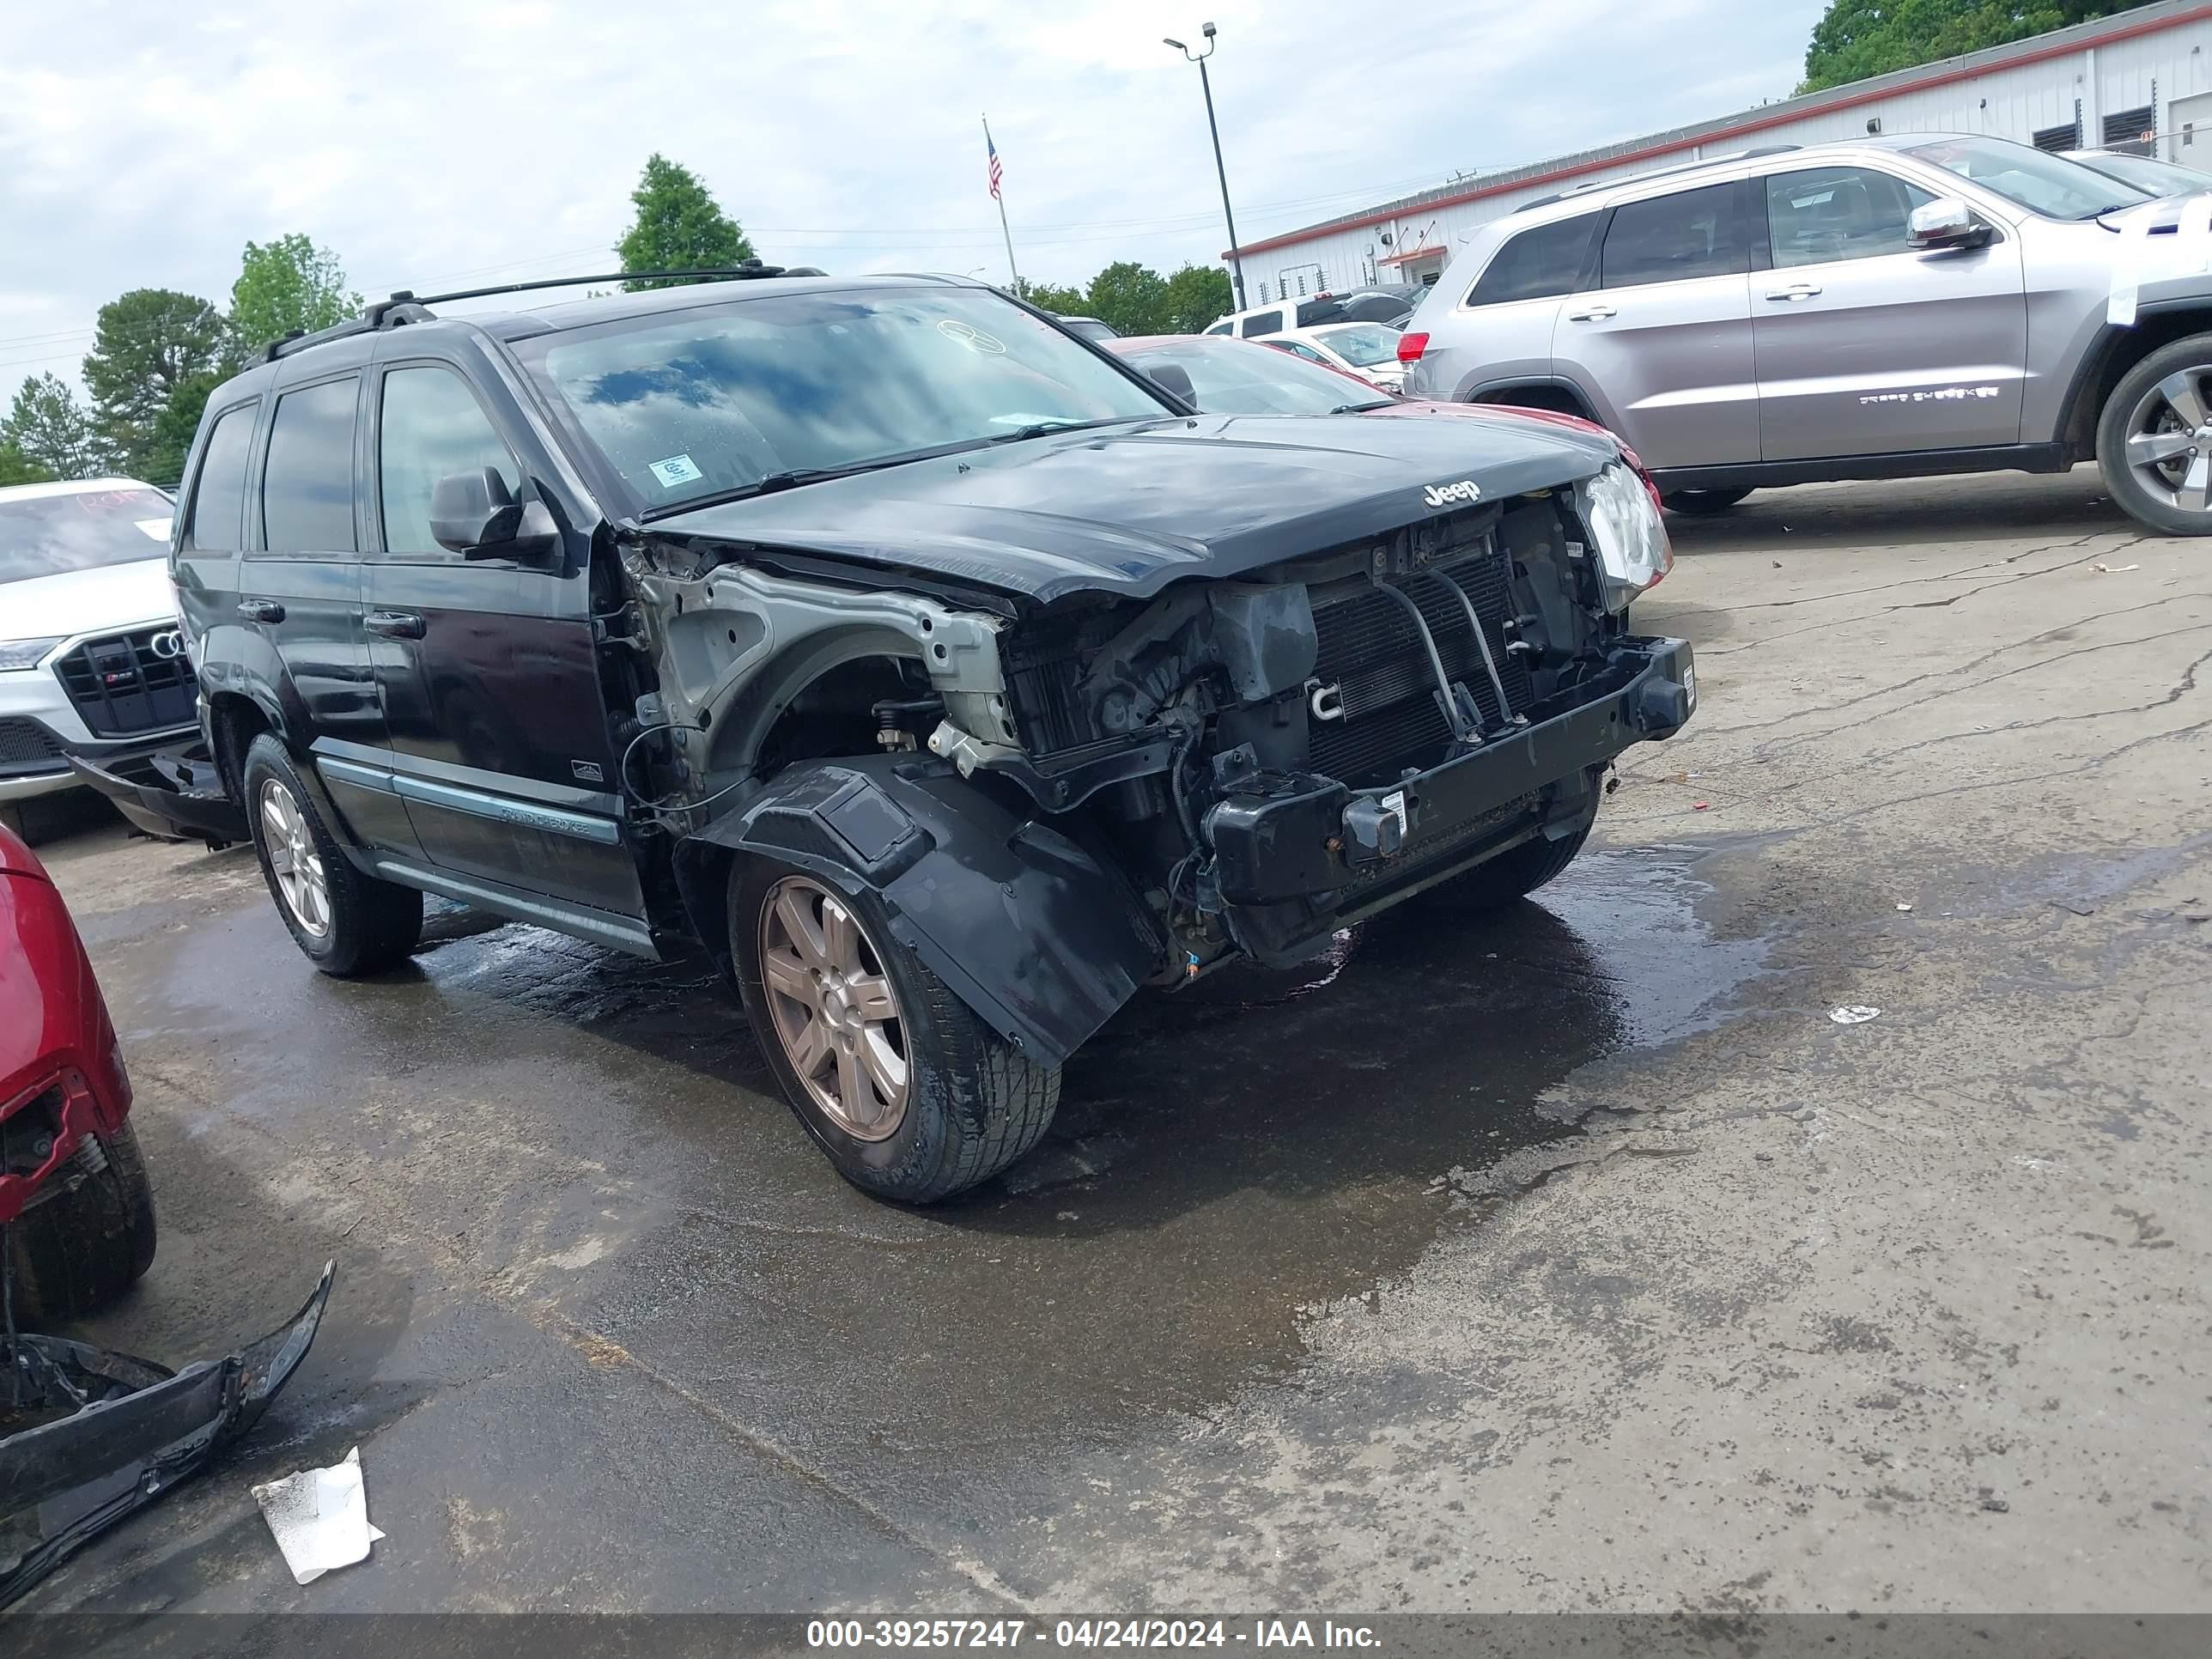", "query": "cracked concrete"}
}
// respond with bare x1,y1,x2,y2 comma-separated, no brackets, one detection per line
17,466,2211,1614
